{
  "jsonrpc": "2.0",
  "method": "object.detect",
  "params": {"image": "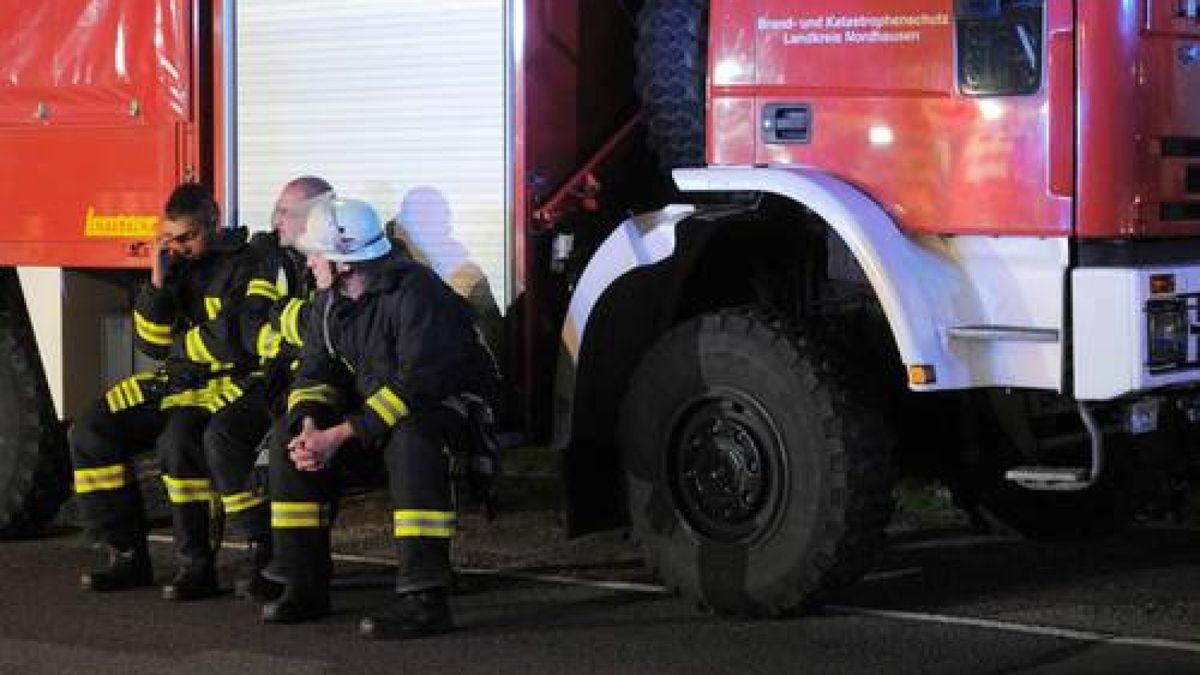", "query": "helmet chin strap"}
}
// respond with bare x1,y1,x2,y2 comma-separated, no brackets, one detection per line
329,261,349,290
